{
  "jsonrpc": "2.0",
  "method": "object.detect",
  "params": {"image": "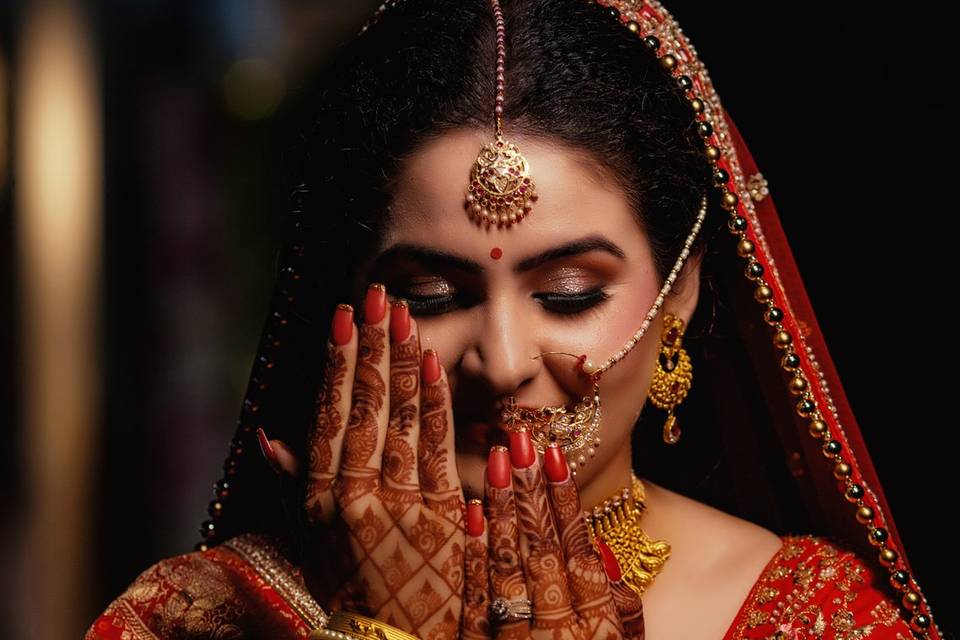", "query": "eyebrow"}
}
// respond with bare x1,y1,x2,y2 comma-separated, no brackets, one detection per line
372,233,627,276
